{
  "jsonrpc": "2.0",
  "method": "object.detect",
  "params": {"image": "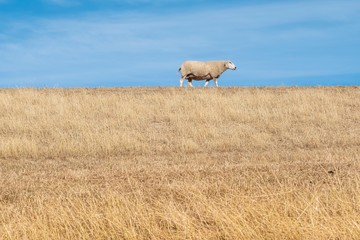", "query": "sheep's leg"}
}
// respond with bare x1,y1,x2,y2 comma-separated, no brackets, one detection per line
179,77,185,87
214,78,219,87
188,80,193,87
204,80,209,87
